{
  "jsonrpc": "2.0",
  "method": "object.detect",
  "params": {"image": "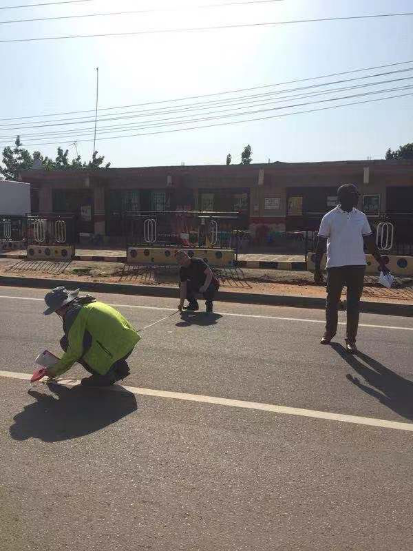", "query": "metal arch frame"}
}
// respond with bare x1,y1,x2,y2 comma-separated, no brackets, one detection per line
33,218,47,244
208,219,219,246
2,219,12,240
144,218,157,244
54,219,67,244
376,221,394,251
